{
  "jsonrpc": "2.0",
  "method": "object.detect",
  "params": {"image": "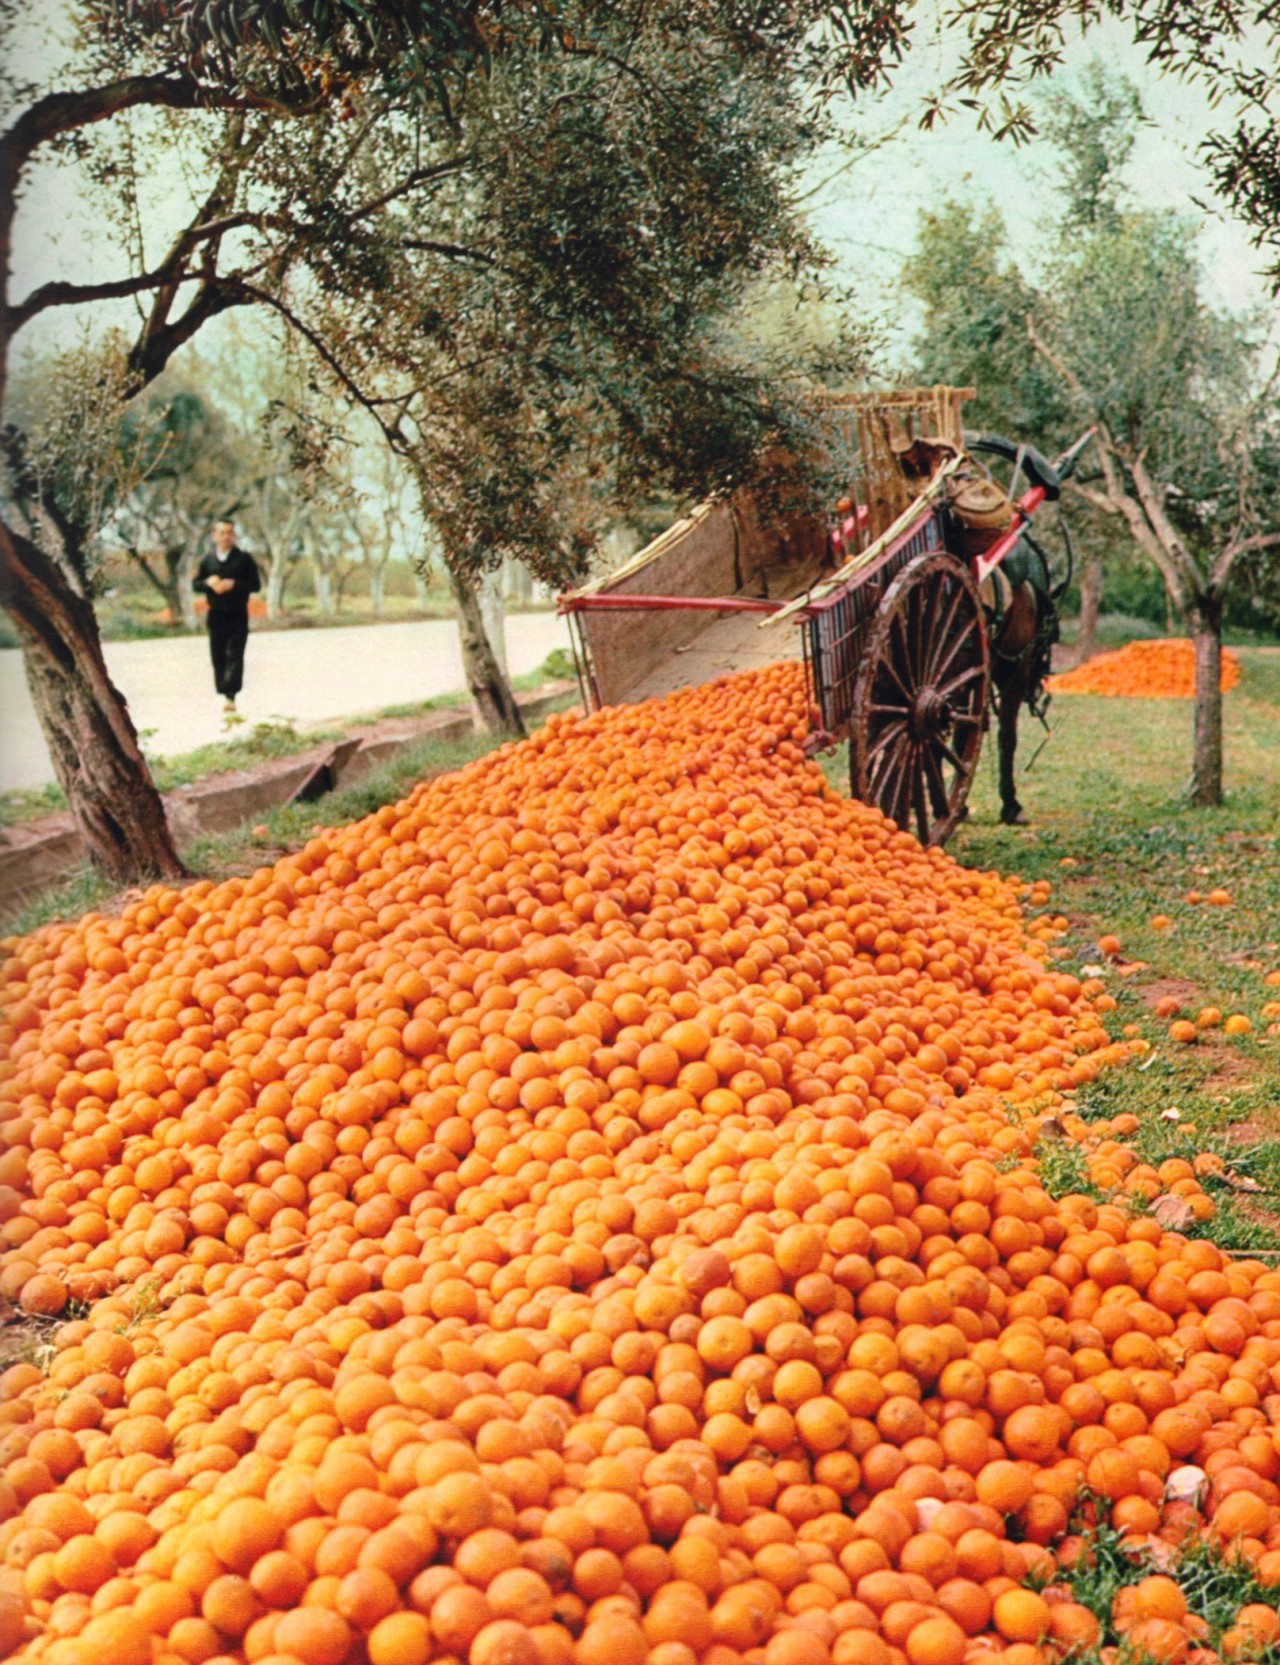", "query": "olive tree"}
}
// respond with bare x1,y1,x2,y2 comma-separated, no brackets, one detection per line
903,68,1280,806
